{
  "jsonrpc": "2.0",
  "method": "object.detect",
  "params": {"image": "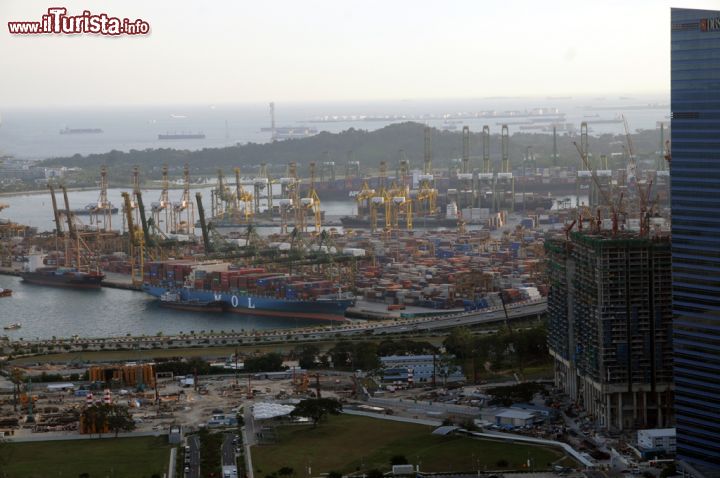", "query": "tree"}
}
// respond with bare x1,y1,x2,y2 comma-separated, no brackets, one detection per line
81,404,109,438
10,368,24,412
277,466,294,477
390,455,408,466
244,353,285,373
294,344,320,370
290,398,342,427
366,469,384,478
107,404,136,437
